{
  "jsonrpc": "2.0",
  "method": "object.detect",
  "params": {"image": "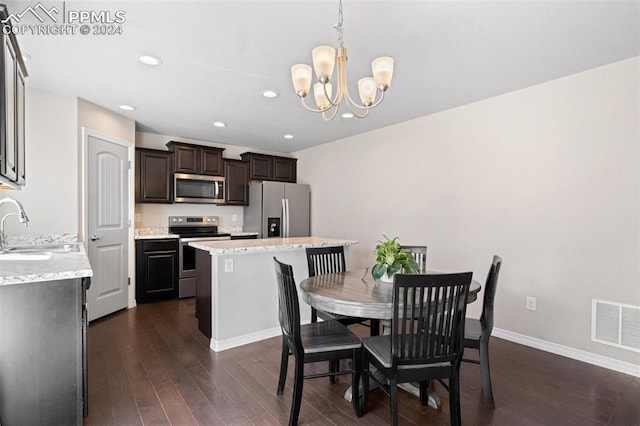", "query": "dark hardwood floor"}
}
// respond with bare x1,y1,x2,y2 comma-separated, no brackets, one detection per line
85,298,639,425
